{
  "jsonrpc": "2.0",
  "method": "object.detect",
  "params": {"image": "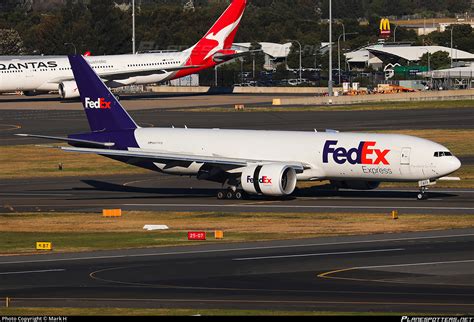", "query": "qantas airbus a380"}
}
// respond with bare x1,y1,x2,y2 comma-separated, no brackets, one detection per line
0,0,248,99
18,55,462,201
